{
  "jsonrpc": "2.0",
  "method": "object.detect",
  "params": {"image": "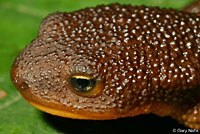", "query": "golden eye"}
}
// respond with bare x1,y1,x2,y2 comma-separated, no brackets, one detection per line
69,76,96,93
68,75,103,97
